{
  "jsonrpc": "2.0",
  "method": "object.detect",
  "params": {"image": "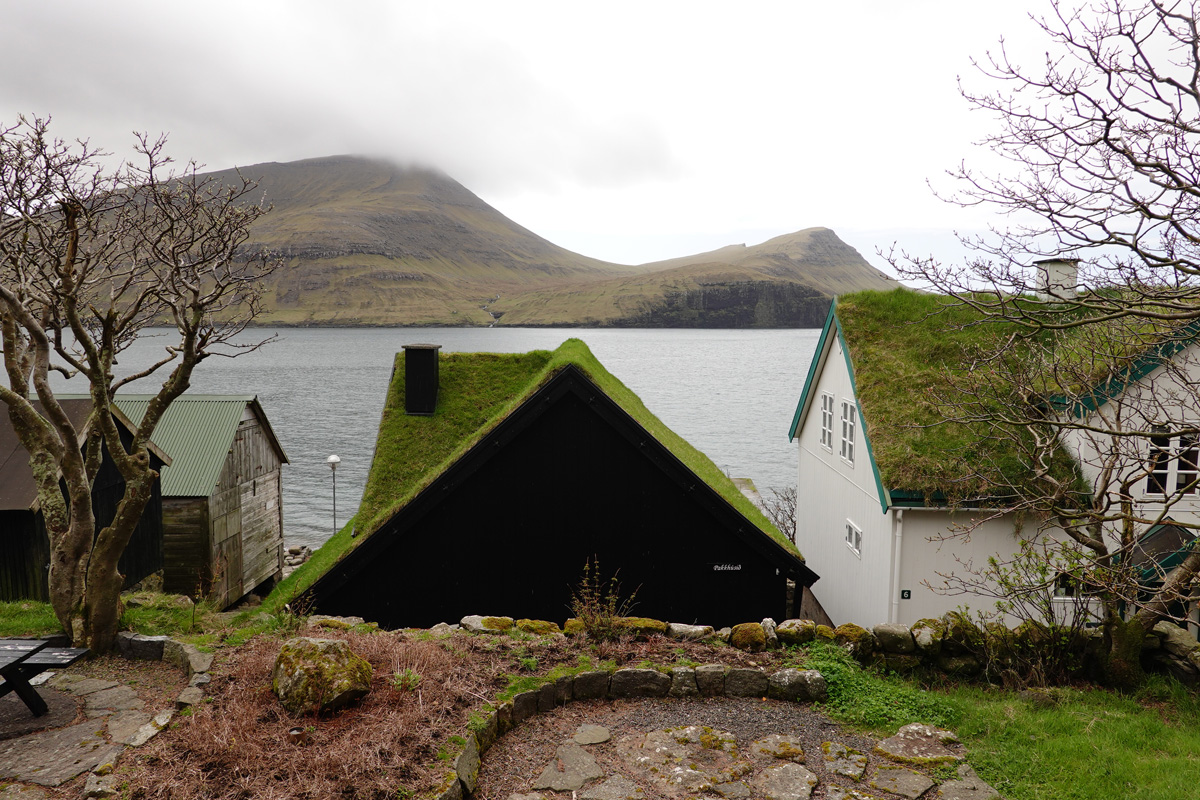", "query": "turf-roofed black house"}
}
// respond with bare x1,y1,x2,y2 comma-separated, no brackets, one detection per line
0,399,169,601
300,339,819,628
